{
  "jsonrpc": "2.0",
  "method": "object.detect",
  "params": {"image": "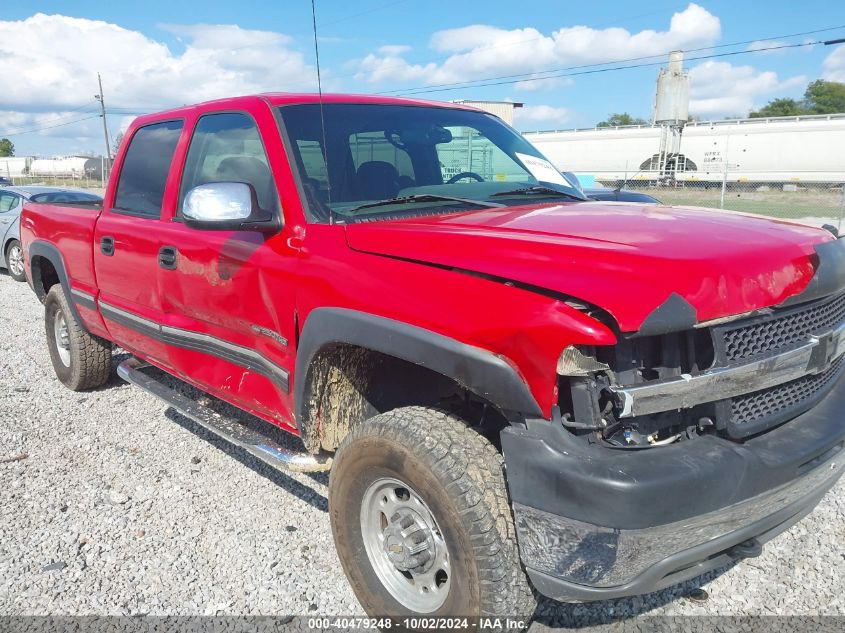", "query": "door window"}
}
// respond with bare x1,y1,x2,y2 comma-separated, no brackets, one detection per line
113,120,184,218
0,193,19,213
179,113,279,215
